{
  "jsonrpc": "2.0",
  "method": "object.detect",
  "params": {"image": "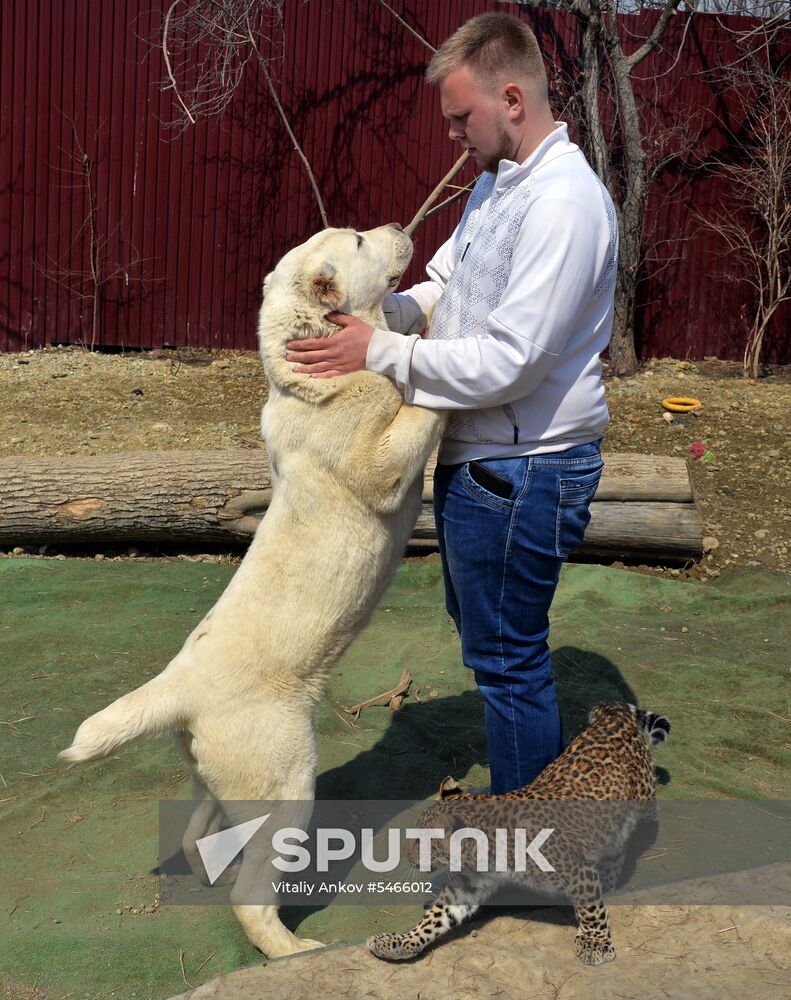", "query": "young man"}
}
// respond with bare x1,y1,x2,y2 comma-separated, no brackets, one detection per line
286,13,617,794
